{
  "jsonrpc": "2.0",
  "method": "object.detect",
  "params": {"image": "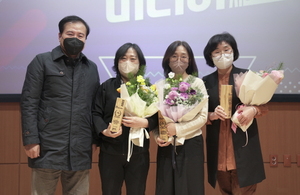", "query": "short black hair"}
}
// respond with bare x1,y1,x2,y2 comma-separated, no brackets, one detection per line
162,41,198,78
58,15,90,38
203,32,239,67
112,43,146,78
